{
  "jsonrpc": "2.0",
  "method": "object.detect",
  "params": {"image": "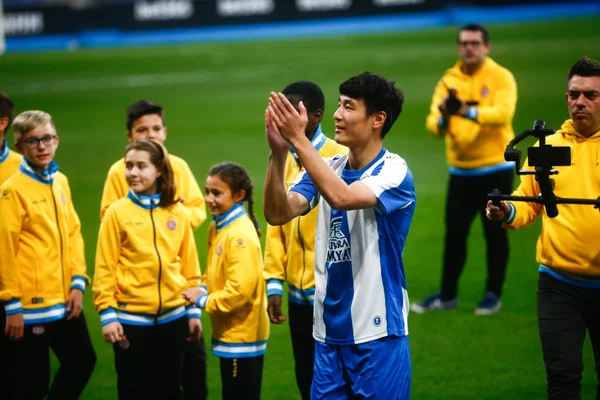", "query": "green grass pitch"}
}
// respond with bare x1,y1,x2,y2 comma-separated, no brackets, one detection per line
1,17,599,399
